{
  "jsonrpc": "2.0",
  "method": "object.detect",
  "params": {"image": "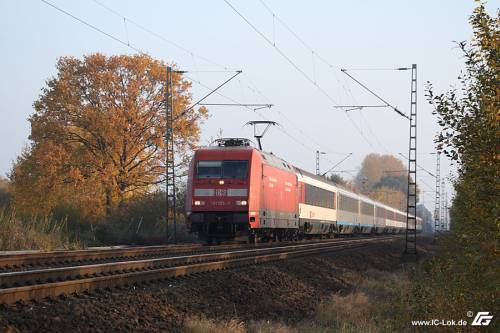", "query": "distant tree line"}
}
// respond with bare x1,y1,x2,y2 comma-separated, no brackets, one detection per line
352,153,419,212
